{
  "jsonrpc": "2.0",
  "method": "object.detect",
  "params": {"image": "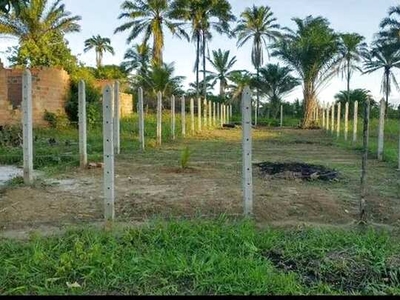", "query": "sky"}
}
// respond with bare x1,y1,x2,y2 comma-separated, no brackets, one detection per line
1,0,400,106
